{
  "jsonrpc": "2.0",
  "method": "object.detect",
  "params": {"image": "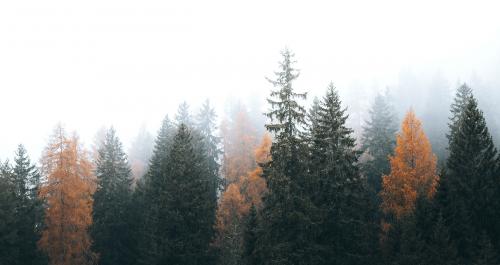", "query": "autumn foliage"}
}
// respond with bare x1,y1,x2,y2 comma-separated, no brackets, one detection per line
38,125,97,265
380,110,438,220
